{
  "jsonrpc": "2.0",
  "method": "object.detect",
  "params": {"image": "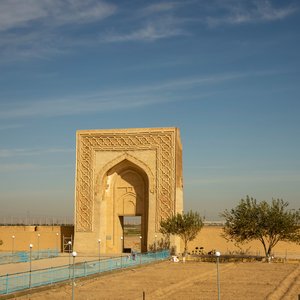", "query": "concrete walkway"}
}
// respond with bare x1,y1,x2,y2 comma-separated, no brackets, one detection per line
0,254,113,276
